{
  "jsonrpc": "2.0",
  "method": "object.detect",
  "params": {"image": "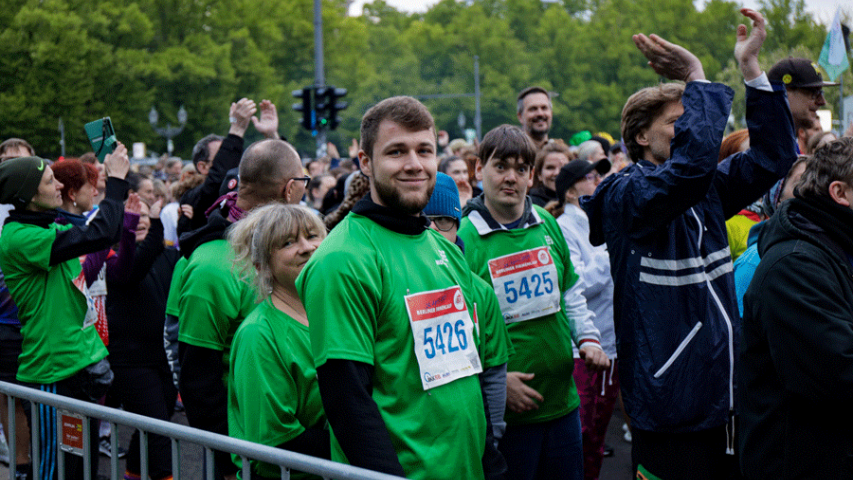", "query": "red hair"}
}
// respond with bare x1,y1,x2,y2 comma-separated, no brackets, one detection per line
52,159,98,202
719,129,749,163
